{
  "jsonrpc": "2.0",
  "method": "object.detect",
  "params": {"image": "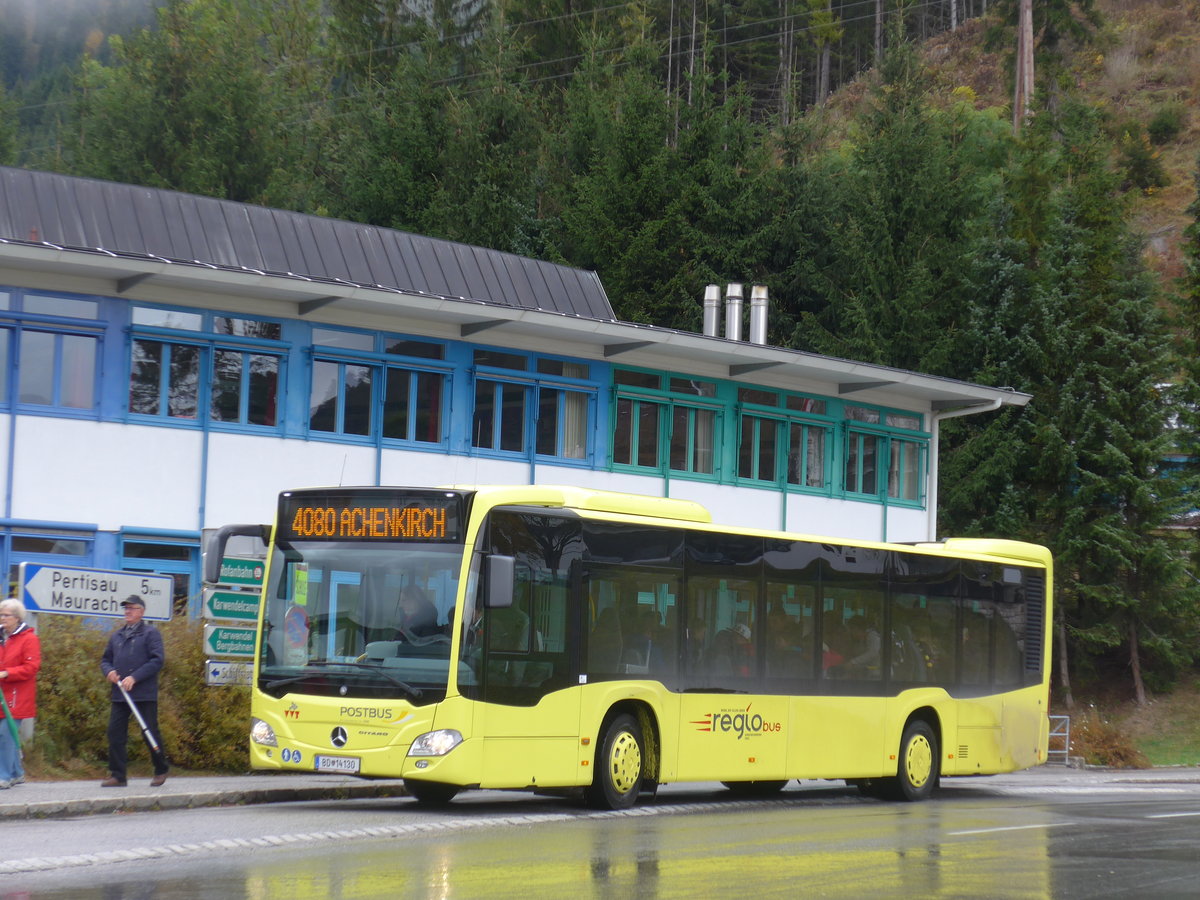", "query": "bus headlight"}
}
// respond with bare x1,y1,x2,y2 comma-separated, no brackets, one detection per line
408,729,463,757
250,718,278,747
